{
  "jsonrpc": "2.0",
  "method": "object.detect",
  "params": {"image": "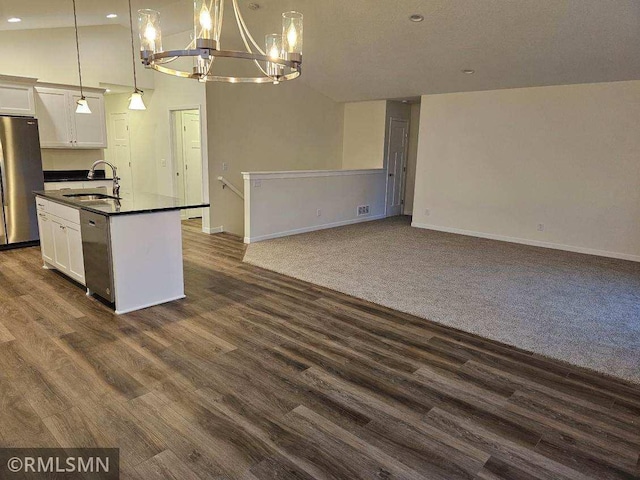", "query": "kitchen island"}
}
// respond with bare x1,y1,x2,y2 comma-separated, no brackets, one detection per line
34,187,209,314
